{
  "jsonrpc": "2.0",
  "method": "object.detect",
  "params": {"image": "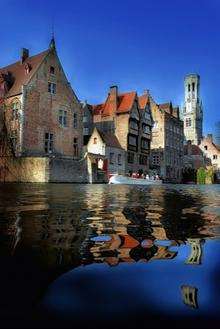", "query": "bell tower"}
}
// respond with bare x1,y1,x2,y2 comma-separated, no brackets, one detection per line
183,74,203,145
